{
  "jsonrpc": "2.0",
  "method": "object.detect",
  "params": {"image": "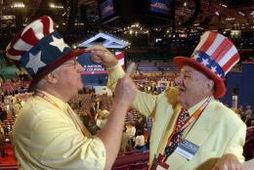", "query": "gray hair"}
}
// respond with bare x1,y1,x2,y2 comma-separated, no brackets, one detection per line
35,66,61,90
